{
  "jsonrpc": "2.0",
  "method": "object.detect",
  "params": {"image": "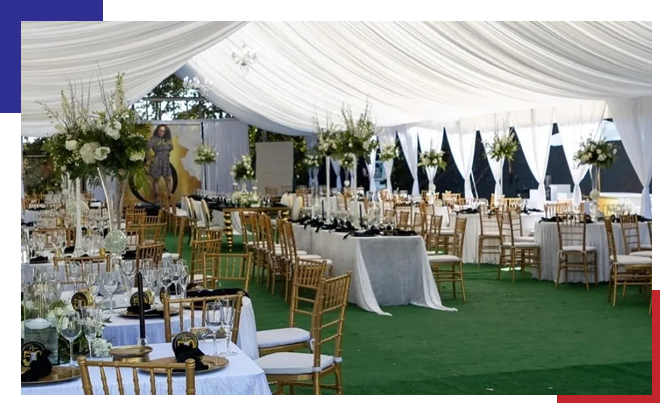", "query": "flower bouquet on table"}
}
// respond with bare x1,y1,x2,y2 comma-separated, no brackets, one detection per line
313,114,343,157
379,143,399,161
484,127,518,170
573,137,616,200
303,152,322,168
194,144,217,165
339,153,356,170
336,102,379,162
418,149,447,171
230,154,255,182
